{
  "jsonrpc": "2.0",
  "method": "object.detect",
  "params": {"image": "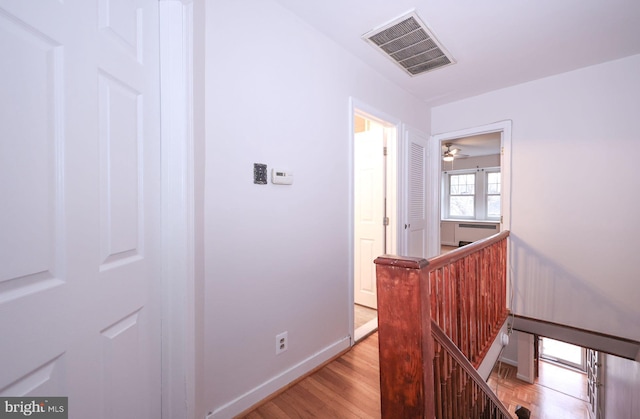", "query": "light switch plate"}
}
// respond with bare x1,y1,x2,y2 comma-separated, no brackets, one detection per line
253,163,267,184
